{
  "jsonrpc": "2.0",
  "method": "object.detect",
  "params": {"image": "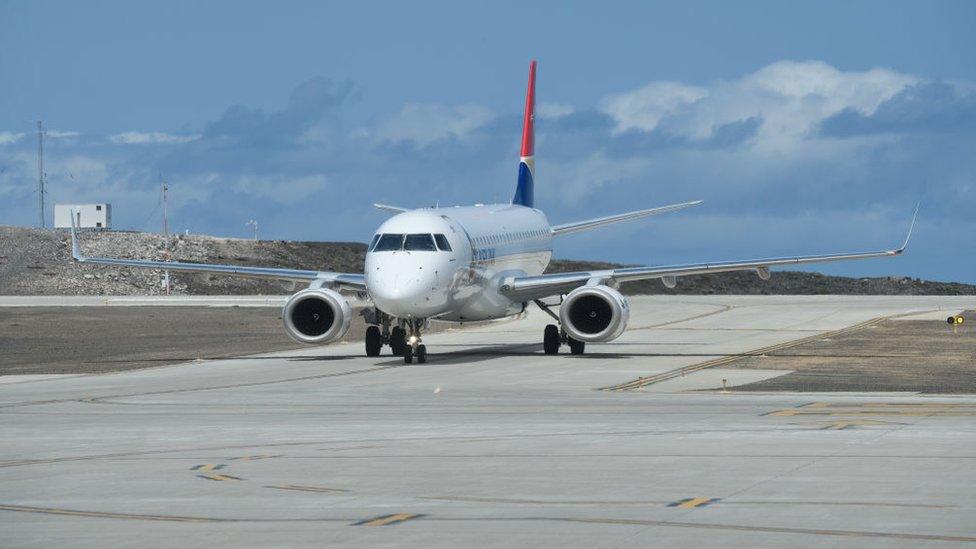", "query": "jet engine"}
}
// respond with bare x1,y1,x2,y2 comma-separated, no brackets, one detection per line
282,288,352,344
559,285,630,342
